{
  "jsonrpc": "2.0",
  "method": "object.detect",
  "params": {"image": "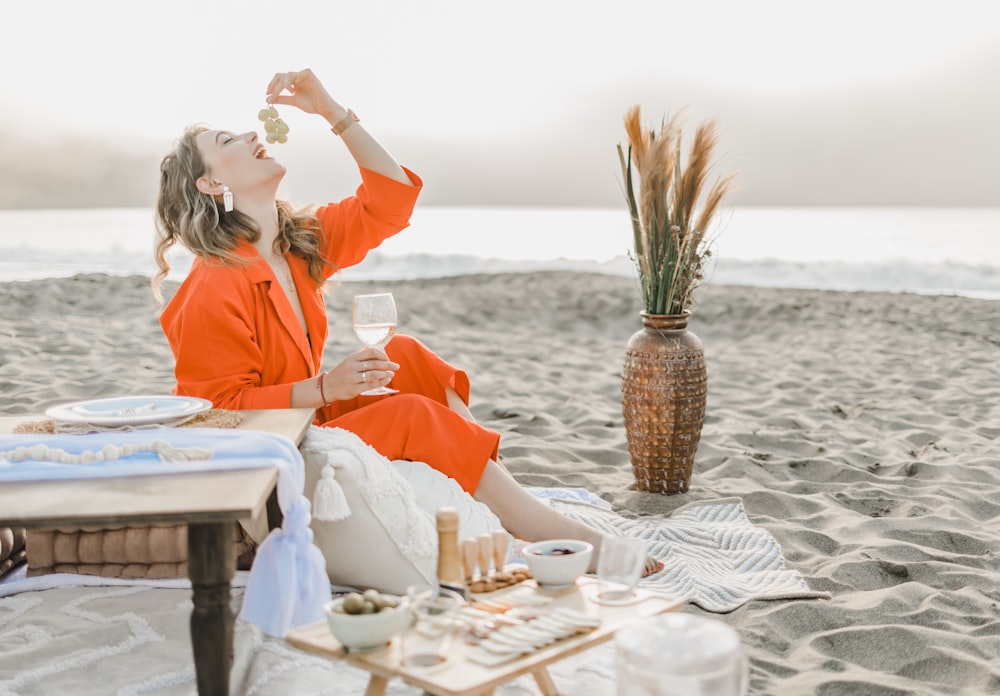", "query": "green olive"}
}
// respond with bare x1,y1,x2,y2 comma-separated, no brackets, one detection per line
373,594,398,610
342,592,366,614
